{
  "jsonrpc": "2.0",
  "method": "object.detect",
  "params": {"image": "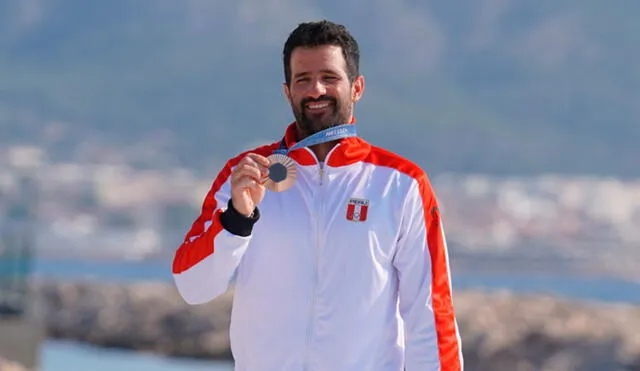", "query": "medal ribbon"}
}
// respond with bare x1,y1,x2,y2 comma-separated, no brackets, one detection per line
274,124,357,155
